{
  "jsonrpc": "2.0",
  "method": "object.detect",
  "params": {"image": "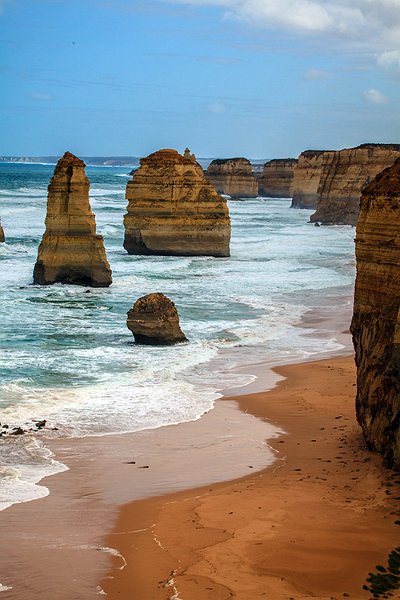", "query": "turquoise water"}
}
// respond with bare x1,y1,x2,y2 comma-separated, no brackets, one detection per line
0,162,355,509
